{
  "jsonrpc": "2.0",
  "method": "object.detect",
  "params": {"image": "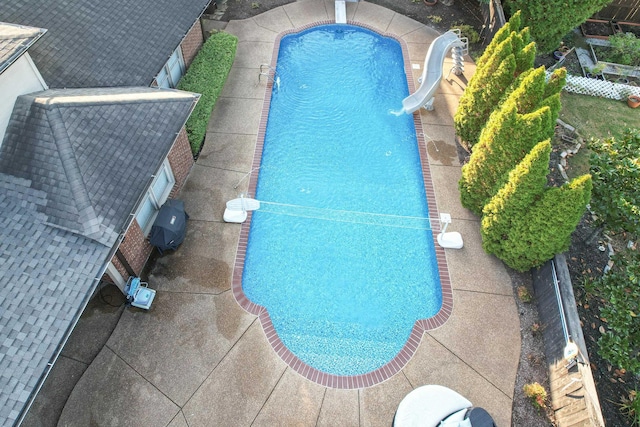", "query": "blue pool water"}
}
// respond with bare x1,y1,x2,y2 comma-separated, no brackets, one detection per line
243,25,442,376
